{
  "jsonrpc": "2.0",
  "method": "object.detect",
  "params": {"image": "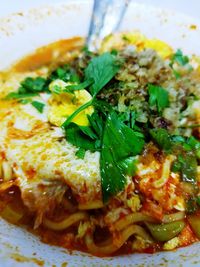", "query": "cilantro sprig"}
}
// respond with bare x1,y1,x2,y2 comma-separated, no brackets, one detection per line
171,49,189,66
5,77,48,100
65,108,145,202
62,52,121,128
148,84,169,114
170,49,193,78
31,101,45,113
62,51,145,203
100,112,144,202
